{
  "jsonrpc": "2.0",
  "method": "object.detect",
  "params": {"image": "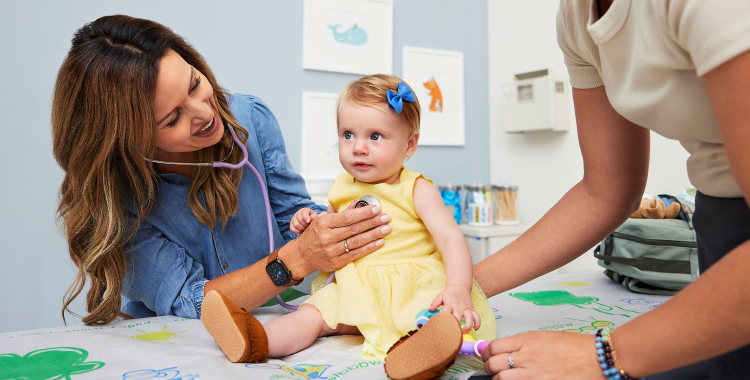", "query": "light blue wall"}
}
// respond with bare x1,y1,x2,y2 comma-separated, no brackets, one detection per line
0,0,489,333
